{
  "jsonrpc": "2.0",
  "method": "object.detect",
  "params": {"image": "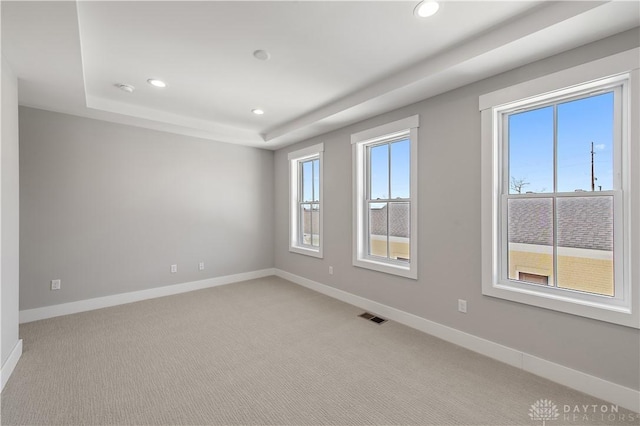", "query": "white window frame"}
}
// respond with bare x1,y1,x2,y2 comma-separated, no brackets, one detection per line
352,115,419,279
288,143,324,258
480,48,640,328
